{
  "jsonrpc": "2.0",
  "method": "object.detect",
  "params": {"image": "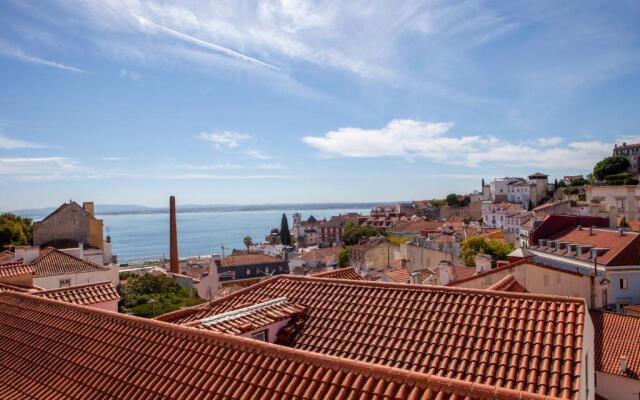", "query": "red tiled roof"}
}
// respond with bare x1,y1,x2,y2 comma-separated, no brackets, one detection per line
311,267,364,280
35,281,119,306
0,262,35,278
219,253,285,267
0,250,14,264
0,282,32,293
591,311,640,380
186,298,306,335
452,265,476,281
28,248,109,277
299,246,342,263
388,219,442,234
159,275,587,399
0,291,569,400
487,274,529,293
548,227,640,265
381,268,411,283
449,259,583,287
